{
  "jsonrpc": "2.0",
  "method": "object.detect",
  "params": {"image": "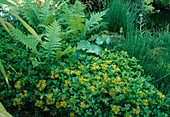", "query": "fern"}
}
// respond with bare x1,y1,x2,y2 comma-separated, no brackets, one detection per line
67,14,86,32
10,28,38,52
41,20,62,54
39,0,52,22
85,9,108,31
72,1,86,15
18,0,40,28
58,1,85,23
